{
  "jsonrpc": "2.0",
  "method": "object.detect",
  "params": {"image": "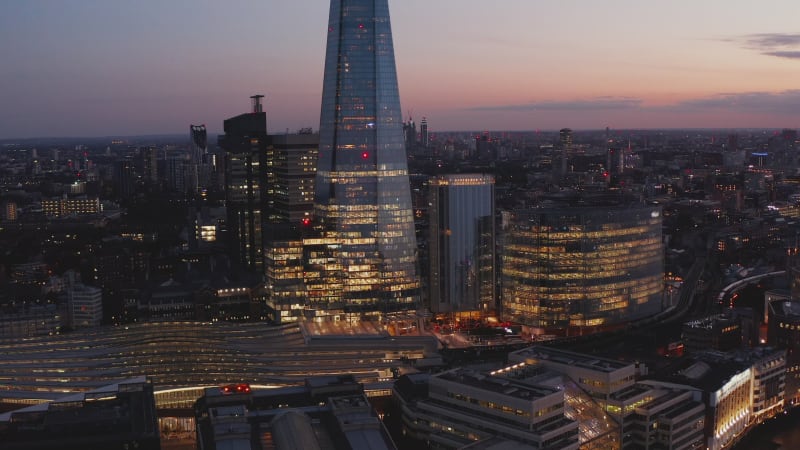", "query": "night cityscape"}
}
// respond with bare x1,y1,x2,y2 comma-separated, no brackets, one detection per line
1,1,800,449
